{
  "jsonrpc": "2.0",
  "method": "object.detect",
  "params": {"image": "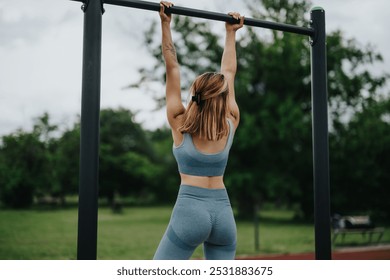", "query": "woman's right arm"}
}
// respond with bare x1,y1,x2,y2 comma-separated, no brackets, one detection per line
160,1,185,129
221,13,244,128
